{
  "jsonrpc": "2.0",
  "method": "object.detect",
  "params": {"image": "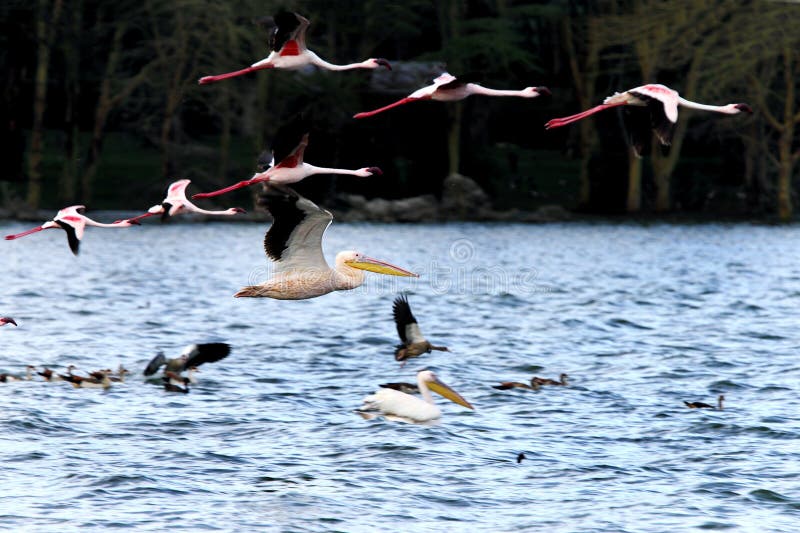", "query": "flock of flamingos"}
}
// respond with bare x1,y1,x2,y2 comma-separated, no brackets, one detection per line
2,11,744,421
